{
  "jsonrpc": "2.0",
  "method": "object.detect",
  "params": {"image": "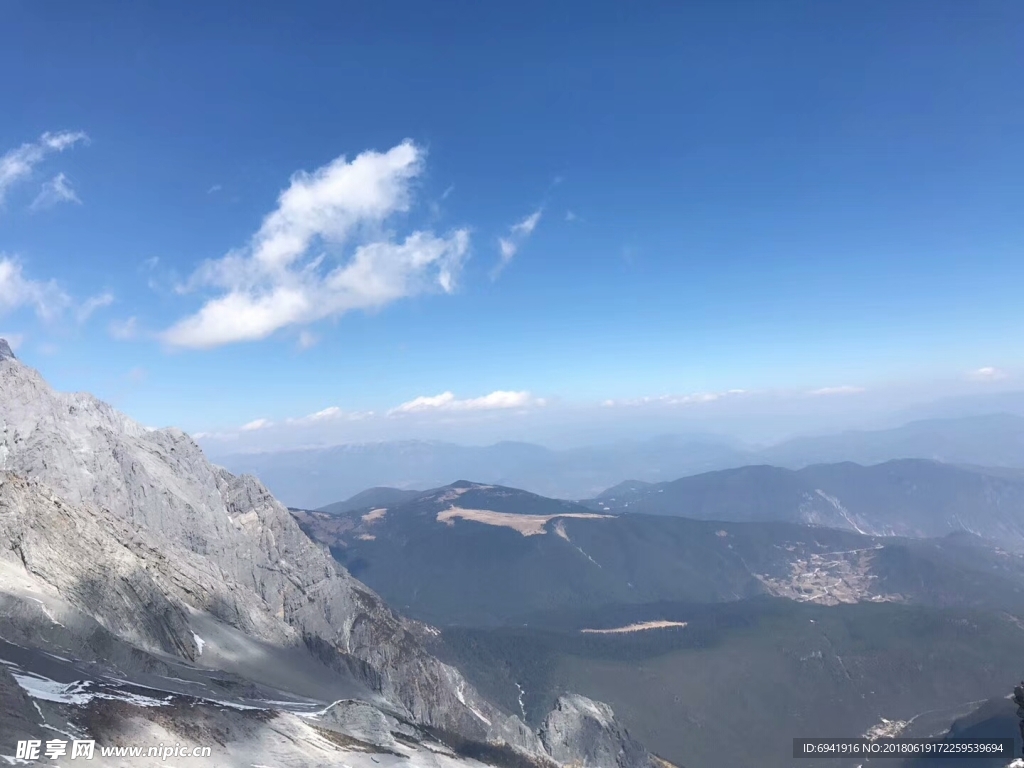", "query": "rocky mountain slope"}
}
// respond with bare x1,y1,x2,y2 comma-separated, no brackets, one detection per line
0,339,656,767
